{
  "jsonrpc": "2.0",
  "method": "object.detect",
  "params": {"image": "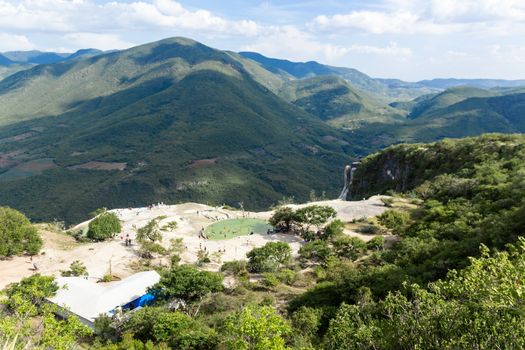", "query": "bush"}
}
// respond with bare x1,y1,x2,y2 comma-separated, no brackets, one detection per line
87,212,121,241
277,269,297,285
220,260,248,276
299,240,332,264
247,242,291,273
367,236,385,251
357,225,381,235
323,219,344,240
332,237,367,260
378,210,410,235
61,260,88,277
262,272,280,287
0,206,42,257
